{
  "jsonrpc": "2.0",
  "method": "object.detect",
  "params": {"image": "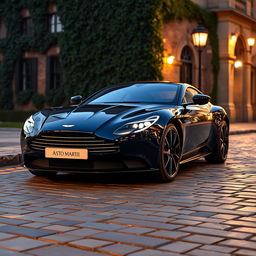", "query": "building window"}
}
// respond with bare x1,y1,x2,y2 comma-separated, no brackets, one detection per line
180,46,193,85
47,14,63,33
22,17,33,35
16,58,38,91
46,56,63,89
235,0,246,12
0,20,7,39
